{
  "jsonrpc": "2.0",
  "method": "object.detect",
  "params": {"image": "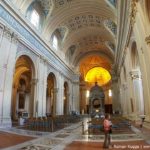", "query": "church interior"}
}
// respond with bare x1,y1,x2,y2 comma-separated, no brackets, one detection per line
0,0,150,149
